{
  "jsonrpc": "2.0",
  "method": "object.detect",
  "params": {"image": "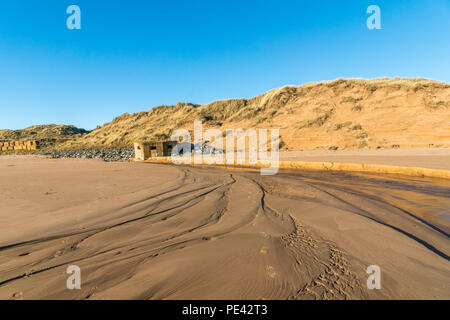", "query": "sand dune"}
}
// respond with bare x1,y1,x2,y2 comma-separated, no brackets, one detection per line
61,78,450,151
0,157,449,299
